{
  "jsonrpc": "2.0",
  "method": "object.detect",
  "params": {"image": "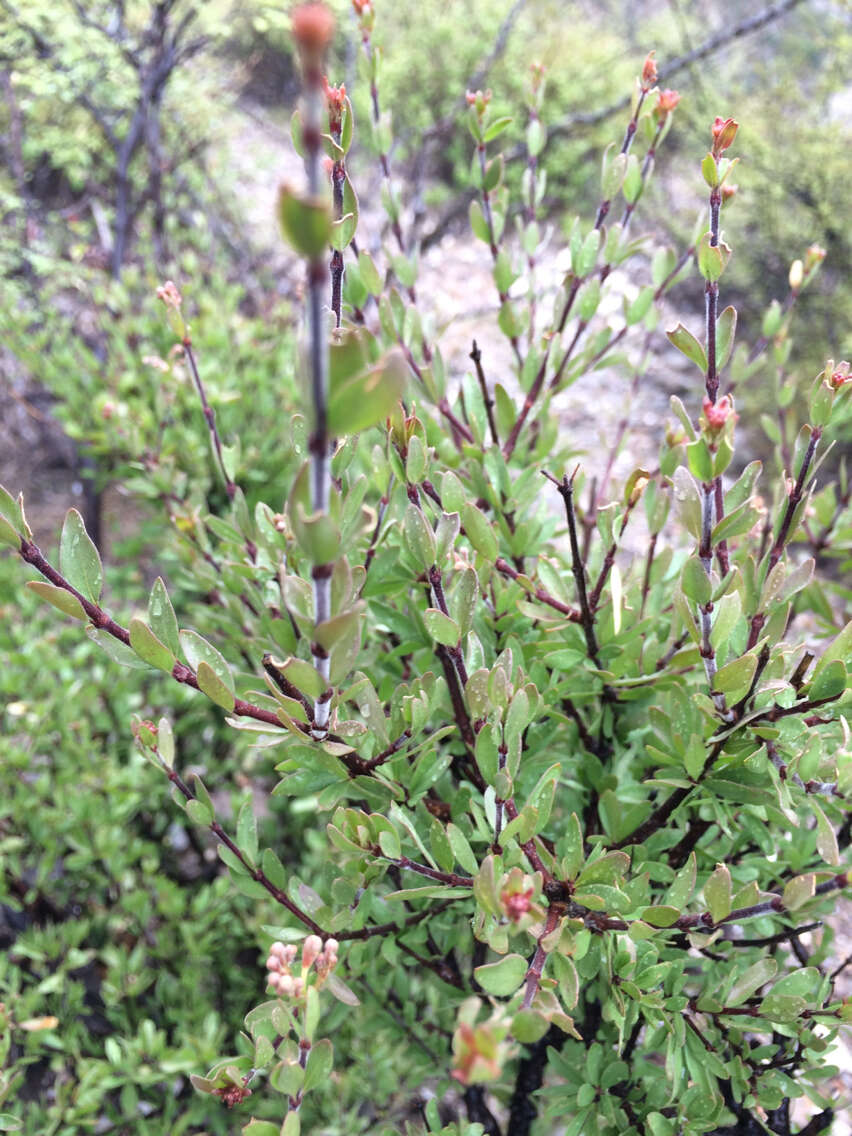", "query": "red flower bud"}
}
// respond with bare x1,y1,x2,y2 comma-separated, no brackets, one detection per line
721,183,737,202
804,244,826,273
829,362,850,390
654,89,680,120
703,394,735,430
292,3,335,61
323,77,346,131
465,89,492,117
711,116,738,156
641,51,657,89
